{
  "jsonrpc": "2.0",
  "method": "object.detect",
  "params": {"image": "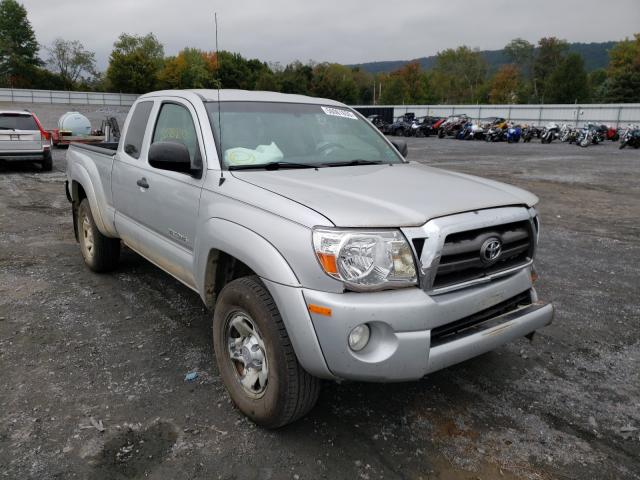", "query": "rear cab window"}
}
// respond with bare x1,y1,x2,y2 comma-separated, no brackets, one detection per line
0,114,38,131
123,101,153,159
